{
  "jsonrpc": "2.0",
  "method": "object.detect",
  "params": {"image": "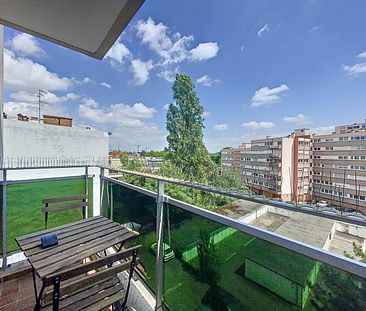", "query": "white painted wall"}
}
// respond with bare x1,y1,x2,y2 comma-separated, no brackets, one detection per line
3,119,109,214
3,119,108,165
336,222,366,239
238,205,268,224
281,137,294,200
